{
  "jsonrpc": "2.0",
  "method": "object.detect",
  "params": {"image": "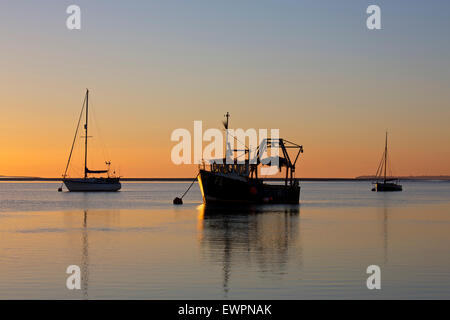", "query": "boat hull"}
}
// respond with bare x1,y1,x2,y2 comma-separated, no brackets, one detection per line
373,182,402,192
63,178,121,192
198,170,300,204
